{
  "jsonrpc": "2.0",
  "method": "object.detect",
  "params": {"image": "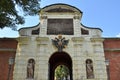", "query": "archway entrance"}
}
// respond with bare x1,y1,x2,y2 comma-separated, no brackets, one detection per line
49,52,72,80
